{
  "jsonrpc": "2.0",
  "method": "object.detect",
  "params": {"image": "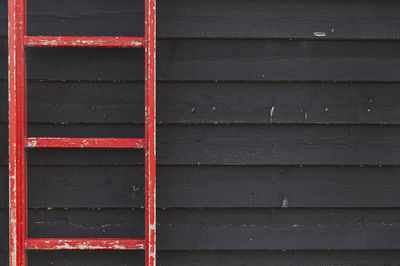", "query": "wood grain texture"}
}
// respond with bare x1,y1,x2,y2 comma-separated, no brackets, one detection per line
0,81,398,124
1,39,400,81
1,208,400,250
2,165,400,208
28,251,144,266
27,40,400,81
156,0,400,39
1,0,400,260
26,209,145,240
1,0,400,39
156,251,400,266
0,251,388,266
154,82,400,124
22,250,400,266
1,124,400,165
